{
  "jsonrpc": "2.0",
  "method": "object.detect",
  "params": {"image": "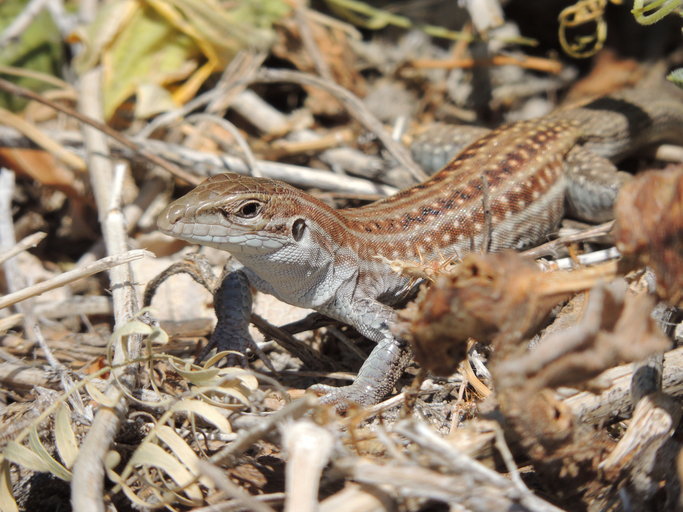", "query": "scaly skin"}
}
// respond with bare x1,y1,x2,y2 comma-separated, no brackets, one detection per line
158,82,683,407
